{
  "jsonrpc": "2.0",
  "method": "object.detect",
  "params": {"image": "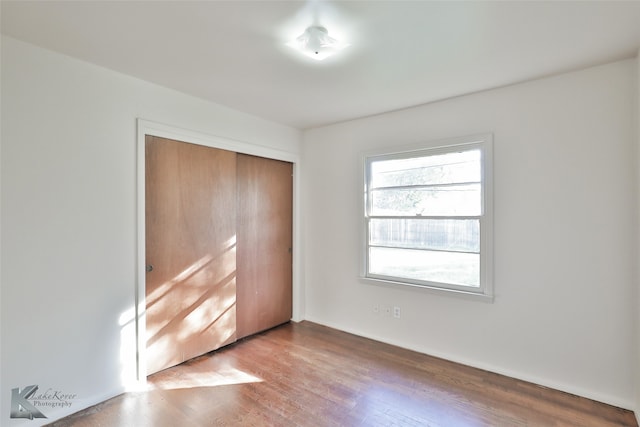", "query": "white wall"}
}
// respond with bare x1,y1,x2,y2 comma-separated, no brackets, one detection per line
0,36,300,425
302,59,637,408
635,51,640,424
0,6,3,427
